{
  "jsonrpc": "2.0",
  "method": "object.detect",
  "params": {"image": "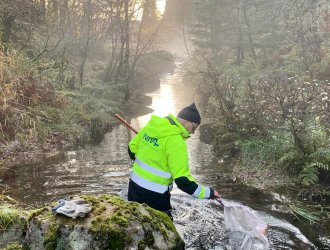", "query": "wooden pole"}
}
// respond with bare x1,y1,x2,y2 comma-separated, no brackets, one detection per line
113,114,138,134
